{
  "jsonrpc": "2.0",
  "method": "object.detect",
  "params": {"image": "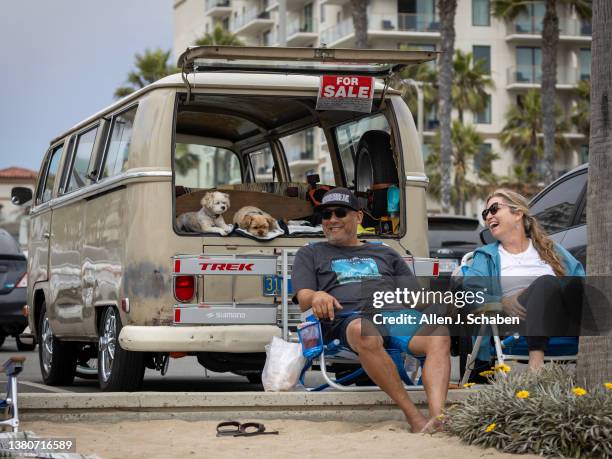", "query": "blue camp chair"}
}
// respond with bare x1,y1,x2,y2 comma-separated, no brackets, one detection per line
298,311,425,392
